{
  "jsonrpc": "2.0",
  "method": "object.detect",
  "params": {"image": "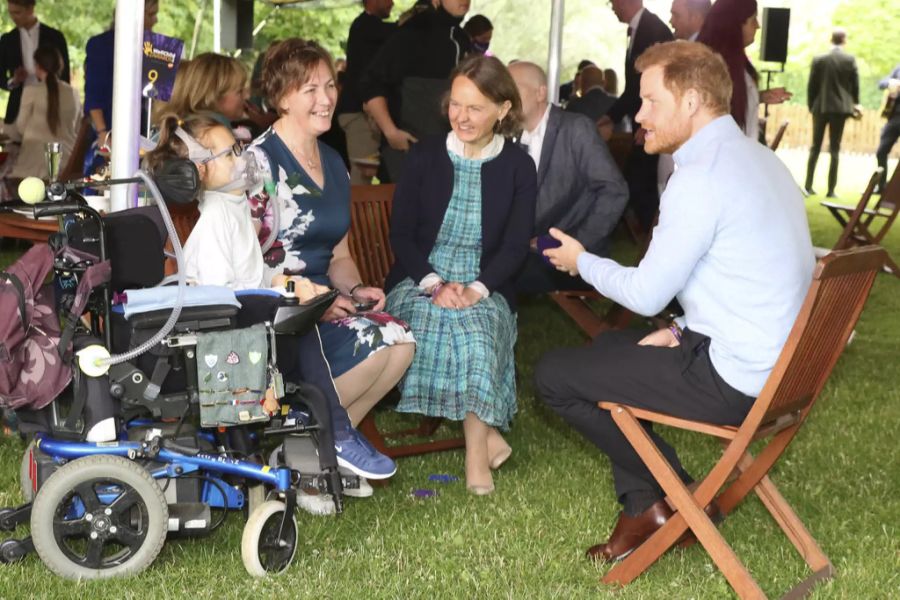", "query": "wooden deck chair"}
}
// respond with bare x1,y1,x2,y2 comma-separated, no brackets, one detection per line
348,184,466,459
548,132,641,339
606,132,646,245
58,116,92,182
596,246,886,599
162,200,200,276
606,132,634,173
768,120,789,151
820,163,900,277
